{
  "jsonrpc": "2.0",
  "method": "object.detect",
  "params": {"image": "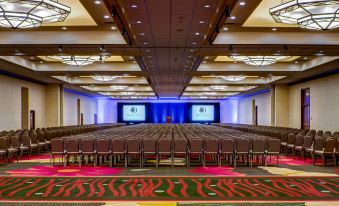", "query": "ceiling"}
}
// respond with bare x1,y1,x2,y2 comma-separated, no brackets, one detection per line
0,0,338,100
